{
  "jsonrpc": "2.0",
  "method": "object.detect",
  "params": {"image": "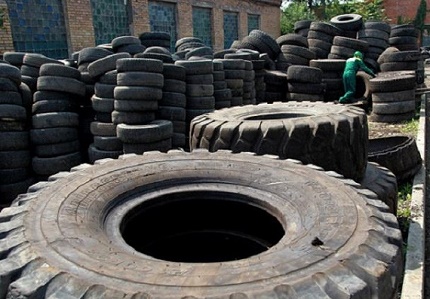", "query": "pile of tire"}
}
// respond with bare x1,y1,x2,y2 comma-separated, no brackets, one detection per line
175,59,215,148
287,65,325,102
137,46,175,63
114,57,171,154
389,24,420,51
378,47,422,73
223,52,256,105
111,35,146,56
21,53,63,93
138,31,171,50
263,70,288,103
309,58,345,102
0,150,403,298
87,52,131,162
211,59,232,110
294,19,312,37
159,63,187,149
189,101,368,181
369,71,417,123
31,63,86,180
330,13,364,38
0,63,34,205
212,58,244,106
328,36,369,60
307,21,343,59
357,21,391,72
2,51,26,69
